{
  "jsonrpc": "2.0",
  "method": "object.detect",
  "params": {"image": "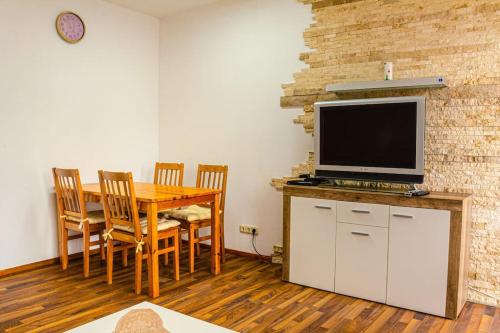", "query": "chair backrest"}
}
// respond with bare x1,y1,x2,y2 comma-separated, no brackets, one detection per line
52,168,87,222
154,162,184,186
98,170,141,237
196,164,228,212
